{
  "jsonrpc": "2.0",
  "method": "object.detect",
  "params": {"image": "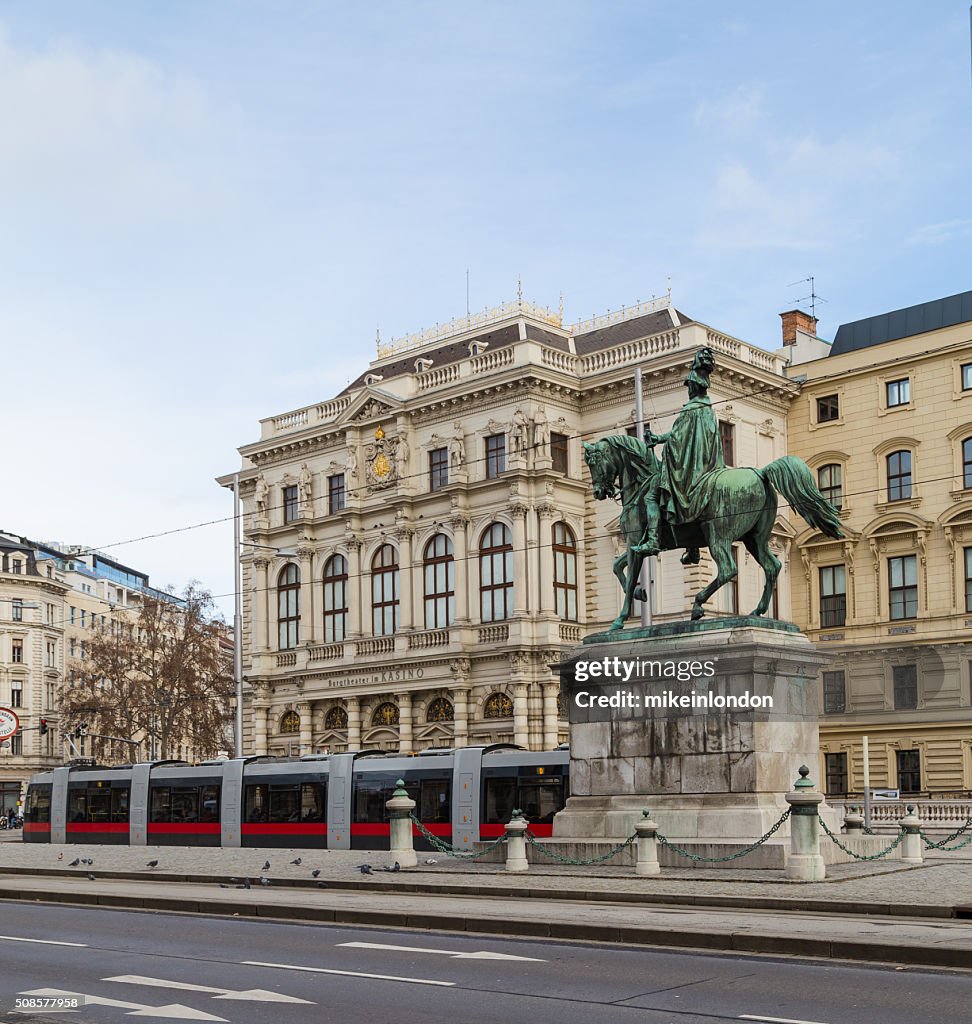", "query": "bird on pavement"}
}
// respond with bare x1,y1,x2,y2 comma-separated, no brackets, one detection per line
316,881,328,889
237,878,251,890
358,864,373,875
425,858,438,865
84,858,94,865
146,860,158,869
311,869,321,878
86,873,96,881
69,858,81,867
382,862,401,872
219,884,231,889
259,877,271,887
290,857,301,866
261,860,271,871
